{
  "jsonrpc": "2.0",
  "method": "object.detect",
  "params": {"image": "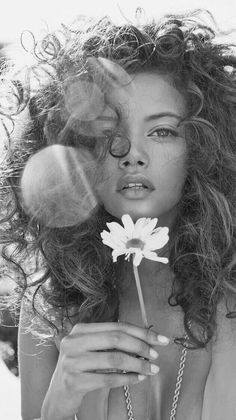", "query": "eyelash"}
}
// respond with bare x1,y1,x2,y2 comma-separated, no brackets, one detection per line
102,129,114,138
101,129,124,142
149,128,178,139
97,127,179,143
